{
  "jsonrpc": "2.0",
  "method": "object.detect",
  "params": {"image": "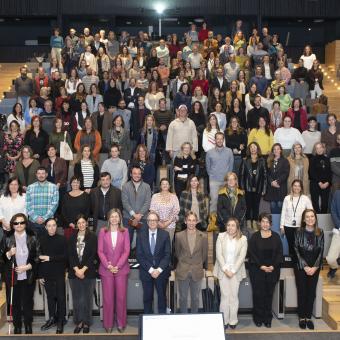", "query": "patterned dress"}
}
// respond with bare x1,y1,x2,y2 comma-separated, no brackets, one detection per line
3,132,24,173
